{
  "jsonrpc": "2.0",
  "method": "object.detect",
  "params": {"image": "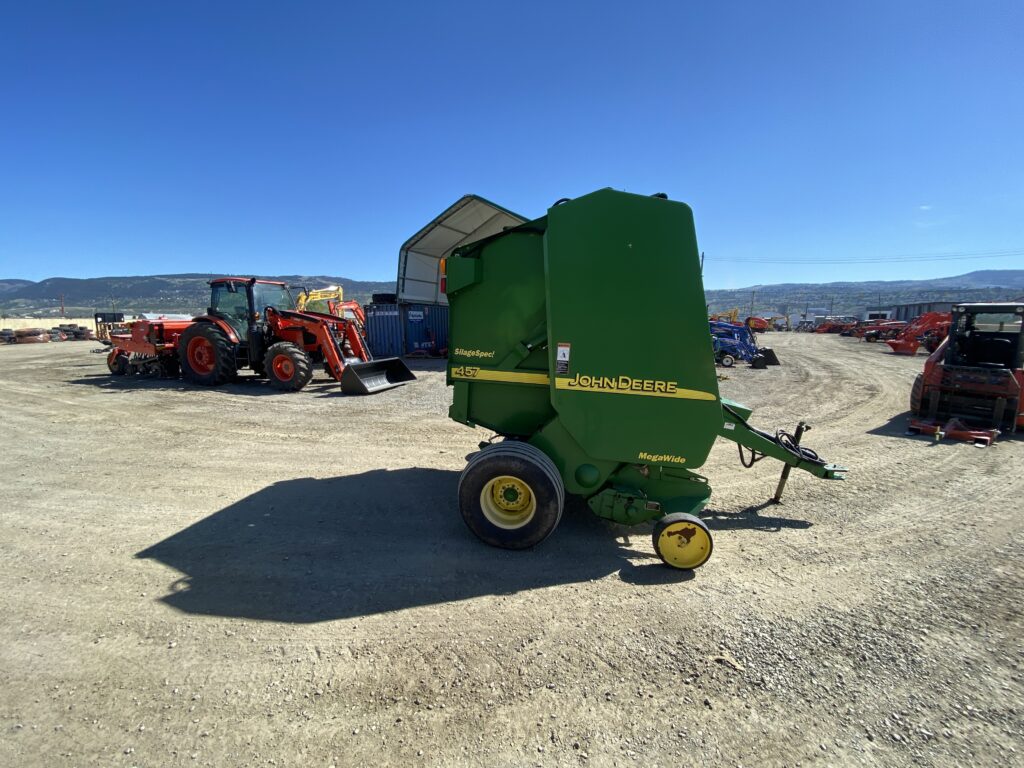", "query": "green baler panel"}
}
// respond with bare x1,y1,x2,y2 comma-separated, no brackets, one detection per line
544,189,721,468
446,229,555,436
